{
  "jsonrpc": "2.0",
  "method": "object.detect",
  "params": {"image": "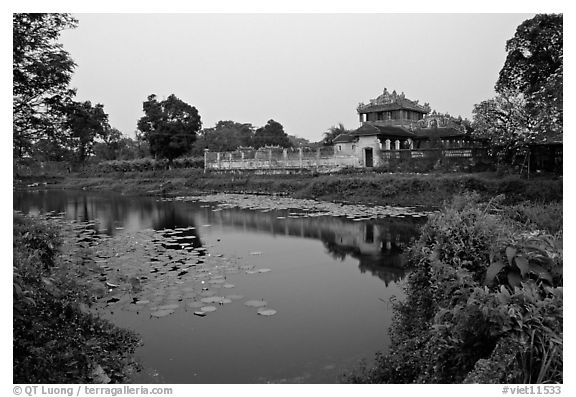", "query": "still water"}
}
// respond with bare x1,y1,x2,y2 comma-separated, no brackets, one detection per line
13,189,425,383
